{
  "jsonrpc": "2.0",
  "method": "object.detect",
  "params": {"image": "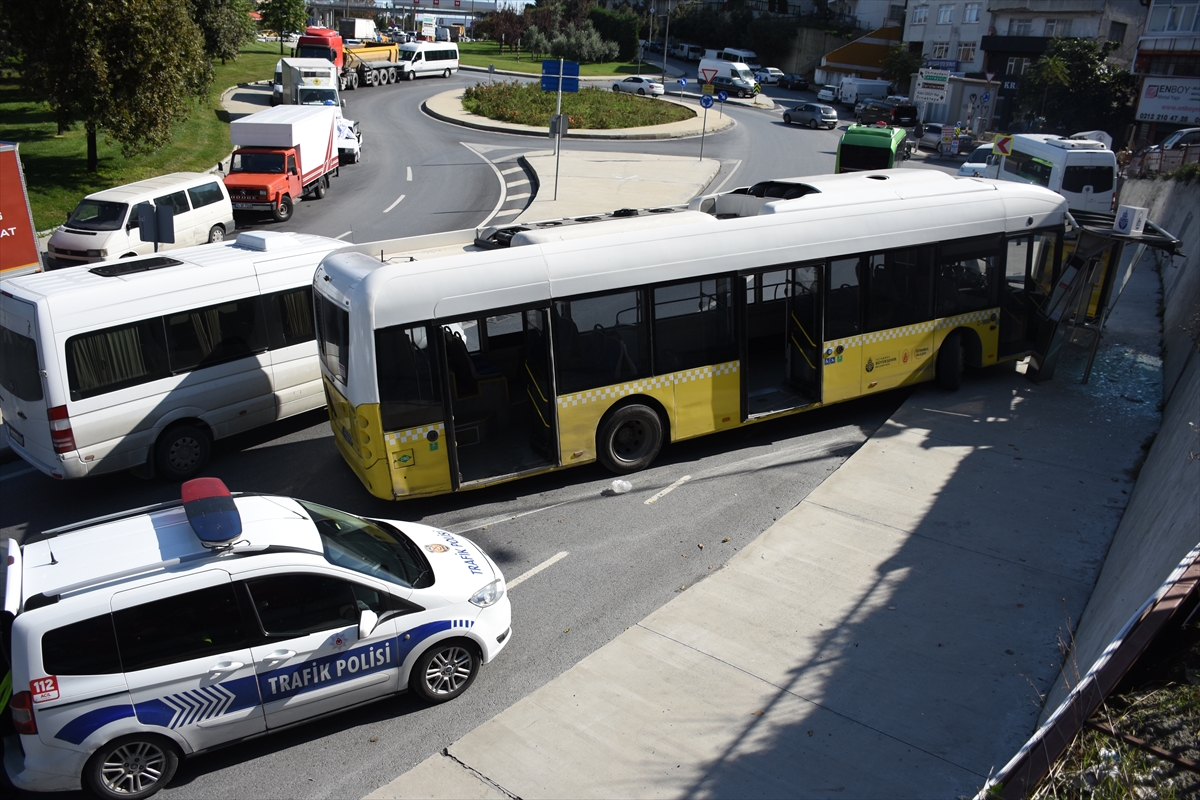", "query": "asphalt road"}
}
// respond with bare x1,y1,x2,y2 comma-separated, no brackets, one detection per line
2,73,960,798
